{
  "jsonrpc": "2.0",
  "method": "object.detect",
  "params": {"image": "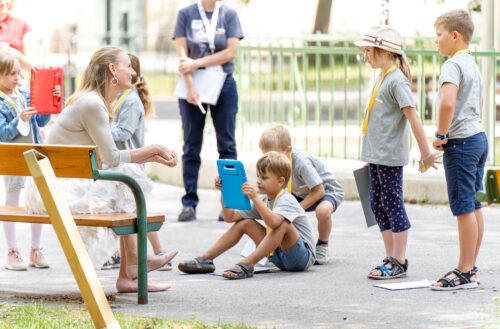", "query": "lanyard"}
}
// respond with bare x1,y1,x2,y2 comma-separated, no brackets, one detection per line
453,49,470,57
361,64,398,135
265,189,285,257
112,88,133,114
0,88,26,115
197,0,221,53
